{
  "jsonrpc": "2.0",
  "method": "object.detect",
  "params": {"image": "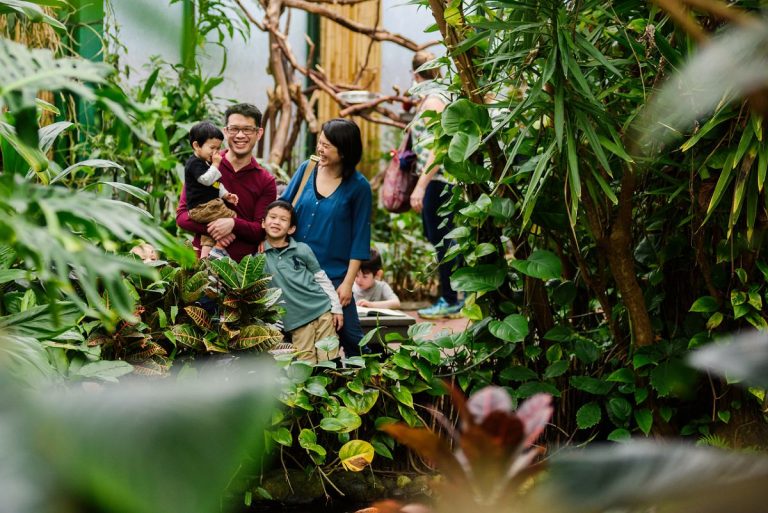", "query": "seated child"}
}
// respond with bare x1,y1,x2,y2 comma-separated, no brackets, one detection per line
262,200,343,363
184,121,239,259
353,248,401,309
